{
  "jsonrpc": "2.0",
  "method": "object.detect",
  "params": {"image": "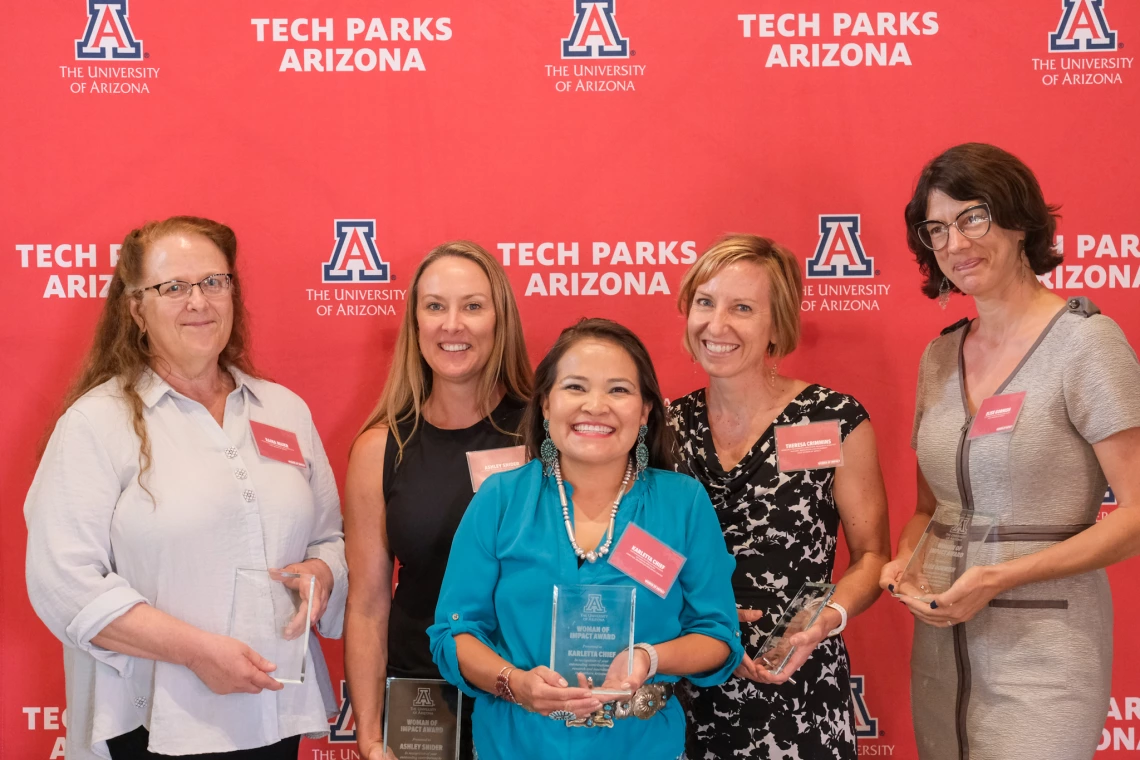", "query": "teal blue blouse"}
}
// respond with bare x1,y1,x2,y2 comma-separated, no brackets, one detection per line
428,460,743,760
